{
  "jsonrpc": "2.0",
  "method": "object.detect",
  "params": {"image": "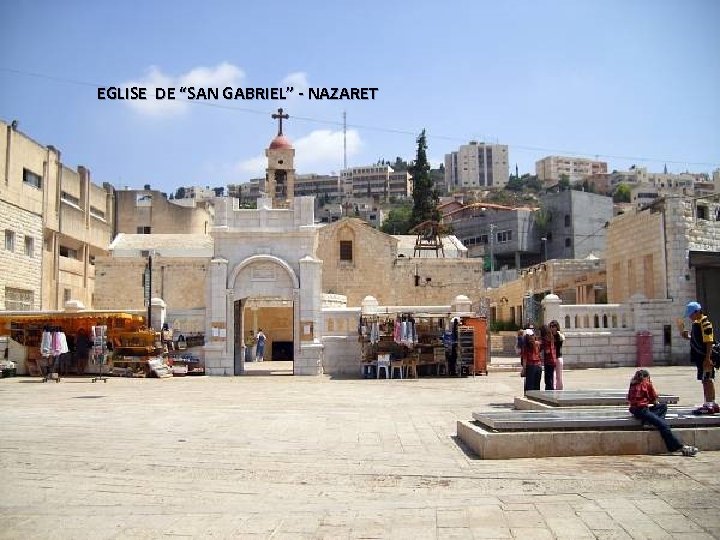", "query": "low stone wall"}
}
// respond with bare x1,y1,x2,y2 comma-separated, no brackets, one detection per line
490,331,519,355
457,420,720,459
322,335,362,377
563,329,675,368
